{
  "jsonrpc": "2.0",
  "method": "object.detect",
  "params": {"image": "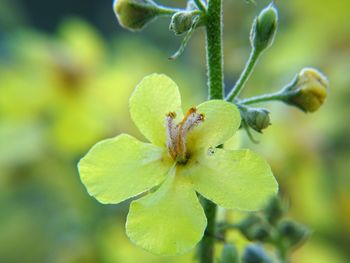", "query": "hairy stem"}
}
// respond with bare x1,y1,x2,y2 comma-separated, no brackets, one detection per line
226,48,261,101
157,6,181,16
198,0,223,263
198,199,217,263
205,0,224,100
194,0,207,11
239,90,298,105
275,239,290,263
